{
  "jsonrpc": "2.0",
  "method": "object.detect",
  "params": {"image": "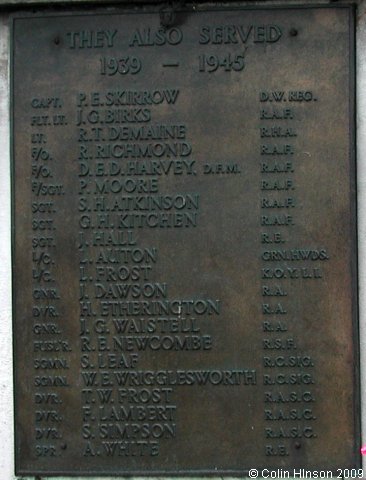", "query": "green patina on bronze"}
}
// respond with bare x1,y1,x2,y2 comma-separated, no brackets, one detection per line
12,4,359,476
